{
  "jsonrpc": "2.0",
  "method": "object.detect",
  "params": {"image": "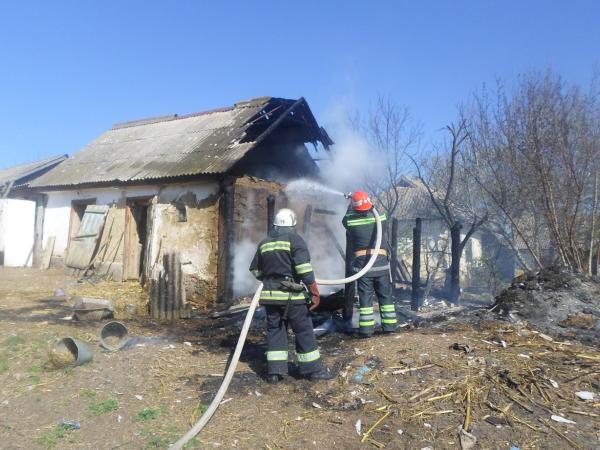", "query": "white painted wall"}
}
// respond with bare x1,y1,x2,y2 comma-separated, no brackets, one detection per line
0,199,36,266
42,180,219,257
